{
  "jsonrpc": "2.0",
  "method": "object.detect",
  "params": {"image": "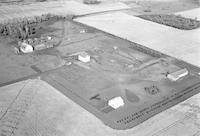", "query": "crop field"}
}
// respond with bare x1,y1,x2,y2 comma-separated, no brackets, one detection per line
0,1,130,23
175,8,200,20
